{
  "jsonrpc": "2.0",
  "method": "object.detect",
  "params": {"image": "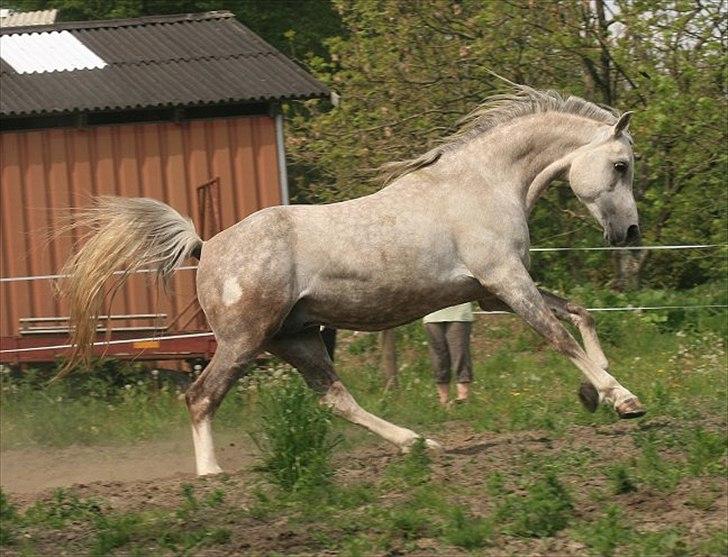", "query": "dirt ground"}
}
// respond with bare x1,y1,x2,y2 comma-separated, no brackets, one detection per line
2,418,726,556
0,431,253,496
